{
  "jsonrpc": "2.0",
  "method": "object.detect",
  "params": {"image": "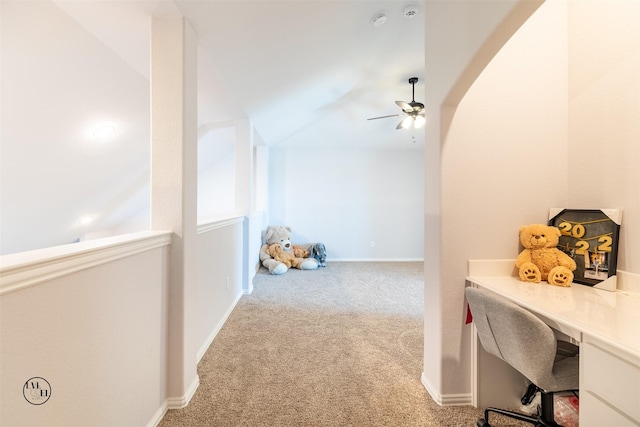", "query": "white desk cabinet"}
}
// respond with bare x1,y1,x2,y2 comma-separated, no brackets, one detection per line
580,335,640,426
466,263,640,426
